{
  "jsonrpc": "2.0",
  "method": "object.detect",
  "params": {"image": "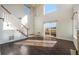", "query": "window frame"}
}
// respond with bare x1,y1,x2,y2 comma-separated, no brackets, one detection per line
44,4,57,15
